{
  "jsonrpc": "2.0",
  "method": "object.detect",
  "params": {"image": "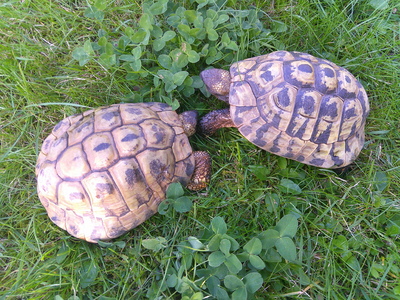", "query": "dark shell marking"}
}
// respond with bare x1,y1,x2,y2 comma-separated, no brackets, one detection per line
229,50,369,168
36,103,197,242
